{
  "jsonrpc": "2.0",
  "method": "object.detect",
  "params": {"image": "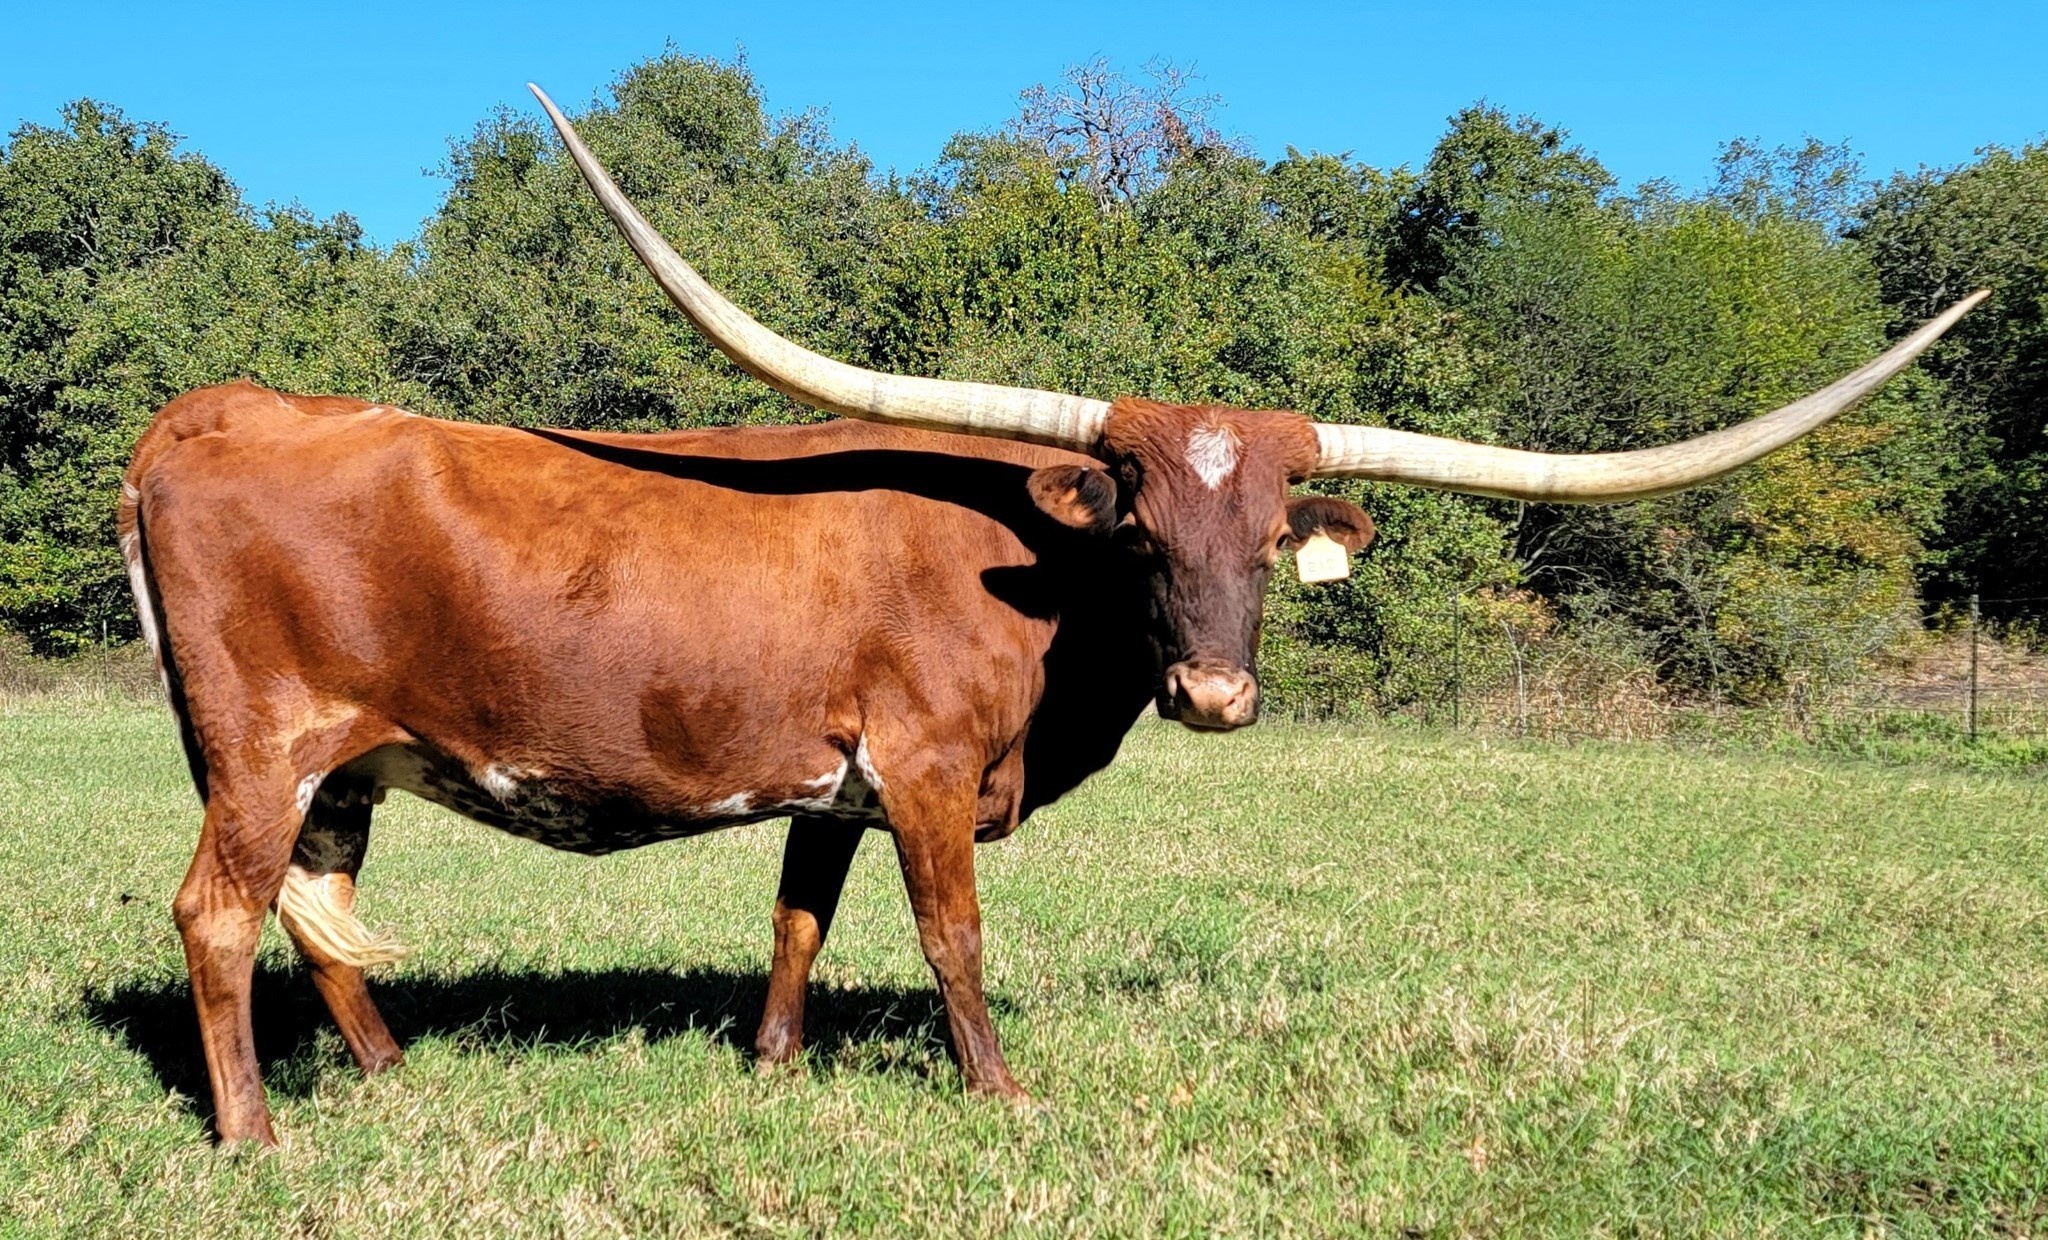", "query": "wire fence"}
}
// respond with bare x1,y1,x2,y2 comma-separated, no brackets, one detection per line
1396,593,2048,750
